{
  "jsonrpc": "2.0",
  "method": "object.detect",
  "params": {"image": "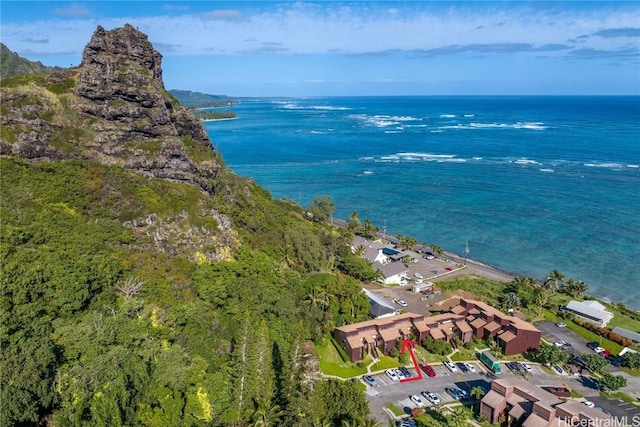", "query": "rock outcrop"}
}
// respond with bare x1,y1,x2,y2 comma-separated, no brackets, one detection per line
1,24,220,194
